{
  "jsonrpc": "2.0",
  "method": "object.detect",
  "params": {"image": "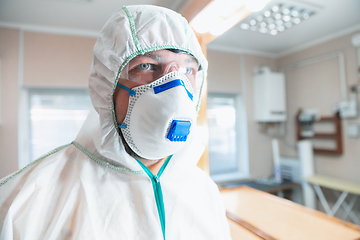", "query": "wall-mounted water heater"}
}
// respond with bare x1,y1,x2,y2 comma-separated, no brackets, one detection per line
253,66,286,122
